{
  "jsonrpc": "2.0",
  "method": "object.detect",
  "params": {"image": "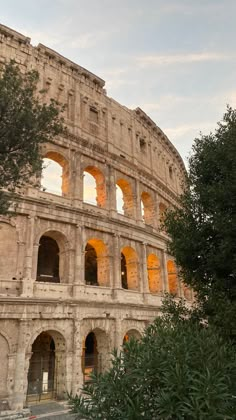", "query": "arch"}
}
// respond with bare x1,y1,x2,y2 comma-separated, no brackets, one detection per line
116,179,134,217
141,192,155,225
167,260,178,296
82,328,108,381
36,230,68,283
27,330,66,403
0,222,17,279
121,247,139,290
85,239,110,287
83,166,106,208
41,151,69,196
147,254,162,293
0,333,9,398
123,329,142,345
